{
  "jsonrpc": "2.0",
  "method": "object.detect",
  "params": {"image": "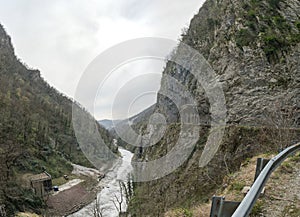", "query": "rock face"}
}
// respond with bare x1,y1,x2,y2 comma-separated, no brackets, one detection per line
158,0,300,126
128,0,300,216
